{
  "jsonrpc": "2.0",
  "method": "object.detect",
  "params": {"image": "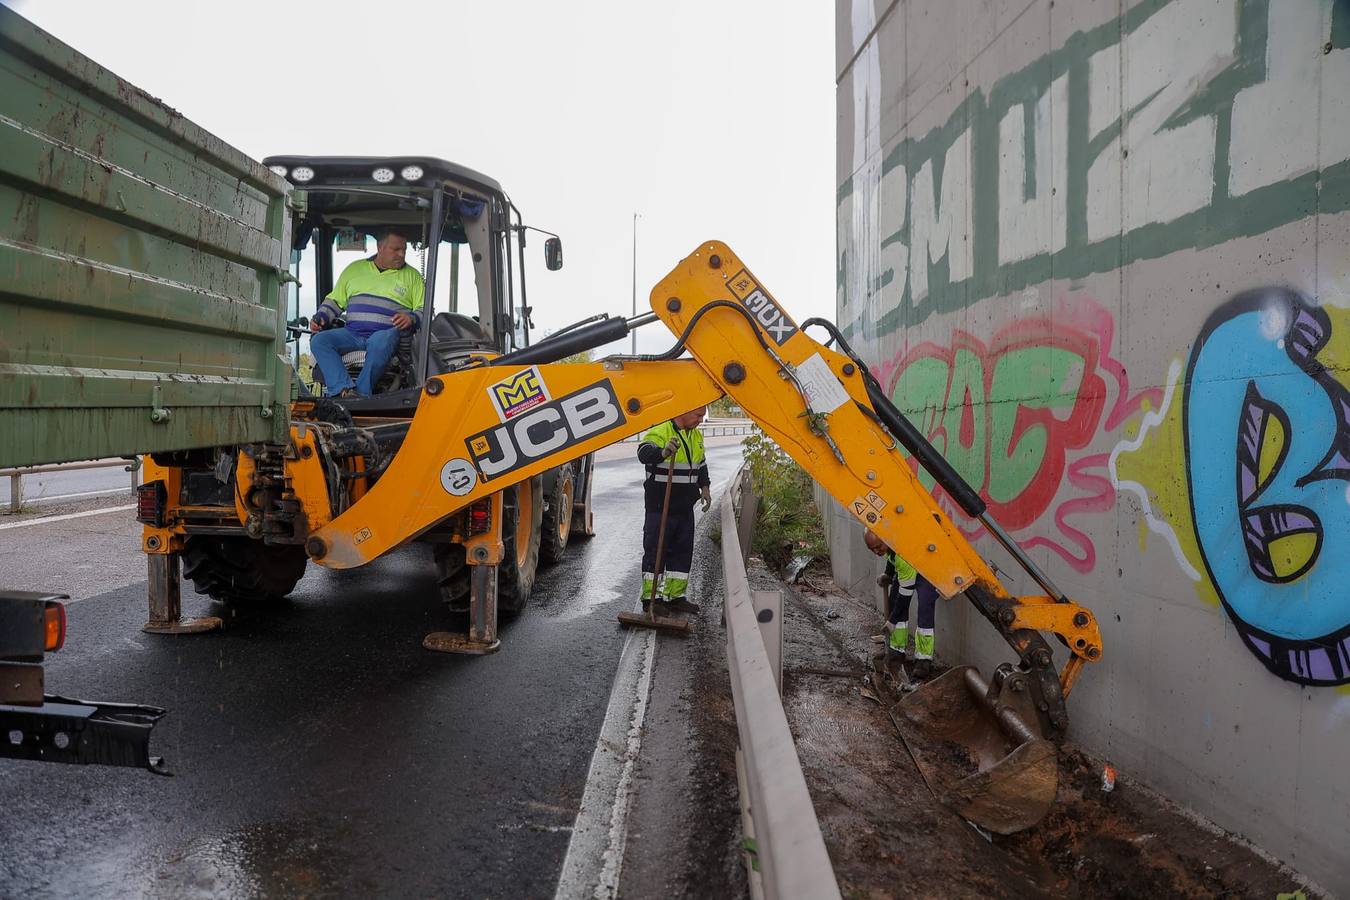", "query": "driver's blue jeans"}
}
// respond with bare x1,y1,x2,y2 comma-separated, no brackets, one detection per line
311,326,402,396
